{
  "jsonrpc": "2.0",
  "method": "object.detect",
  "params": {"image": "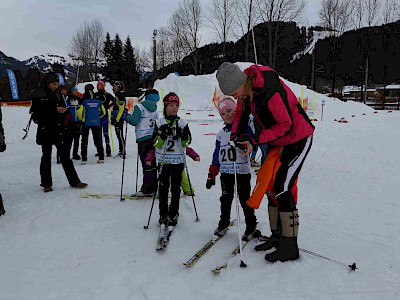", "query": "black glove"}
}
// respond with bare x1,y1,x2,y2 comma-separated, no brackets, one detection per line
206,172,216,189
232,136,246,151
0,142,6,152
158,124,170,140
